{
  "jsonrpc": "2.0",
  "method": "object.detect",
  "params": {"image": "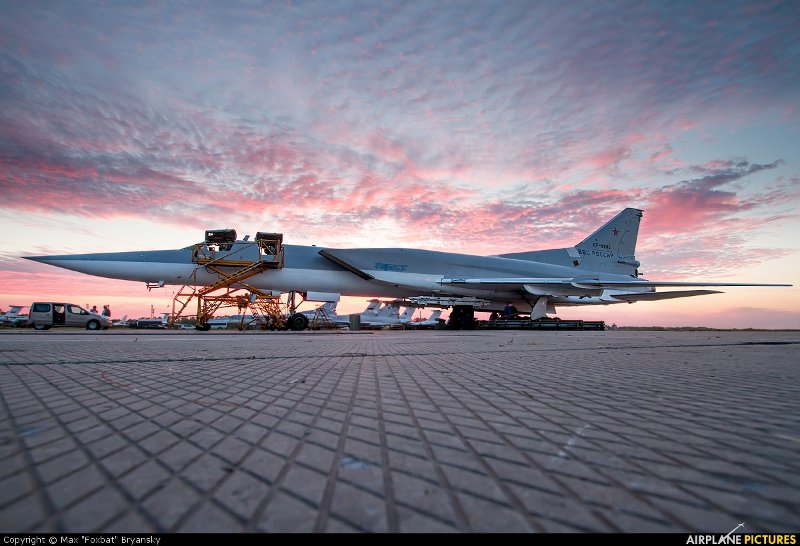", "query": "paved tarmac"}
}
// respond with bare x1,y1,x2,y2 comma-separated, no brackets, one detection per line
0,329,798,533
